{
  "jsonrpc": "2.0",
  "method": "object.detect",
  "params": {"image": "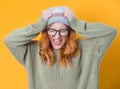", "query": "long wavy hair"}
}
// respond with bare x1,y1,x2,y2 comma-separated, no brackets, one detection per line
39,25,80,69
